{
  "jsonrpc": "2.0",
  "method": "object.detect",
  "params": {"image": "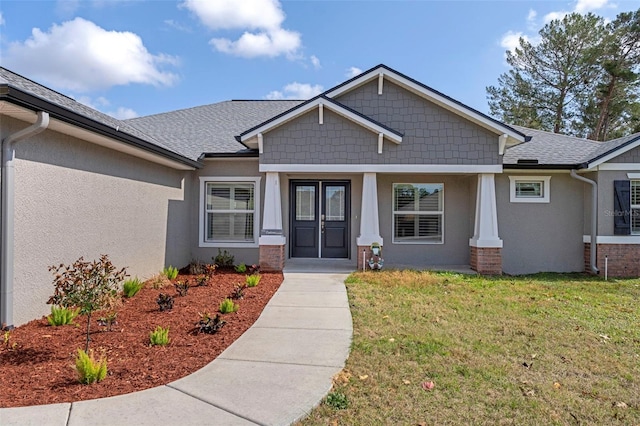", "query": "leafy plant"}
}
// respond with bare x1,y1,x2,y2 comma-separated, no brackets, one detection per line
149,326,170,346
162,265,178,280
193,312,226,334
229,284,246,300
96,312,117,331
325,391,349,410
195,274,208,287
122,277,143,298
174,280,189,297
245,274,261,288
248,264,260,275
213,249,234,269
204,264,217,277
188,260,205,275
48,255,127,352
75,348,107,384
148,274,171,289
46,305,80,326
156,293,174,311
219,298,239,314
234,263,247,273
